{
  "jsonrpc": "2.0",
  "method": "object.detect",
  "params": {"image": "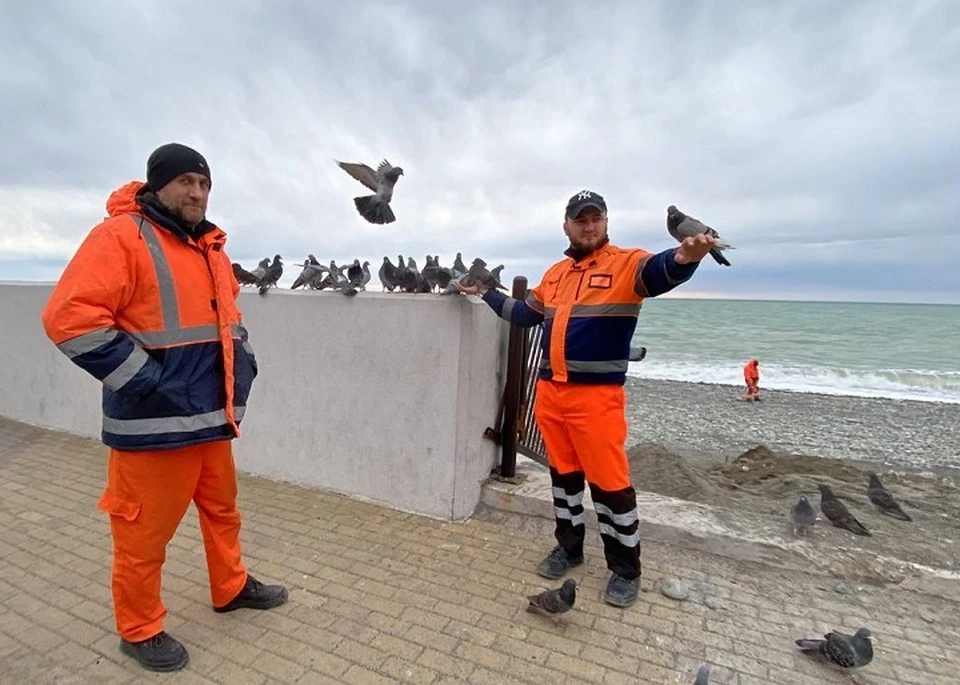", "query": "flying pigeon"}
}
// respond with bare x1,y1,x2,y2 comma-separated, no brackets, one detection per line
818,484,870,536
867,473,912,521
526,579,576,625
336,158,404,224
666,205,734,266
693,664,710,685
790,493,818,536
796,627,873,681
